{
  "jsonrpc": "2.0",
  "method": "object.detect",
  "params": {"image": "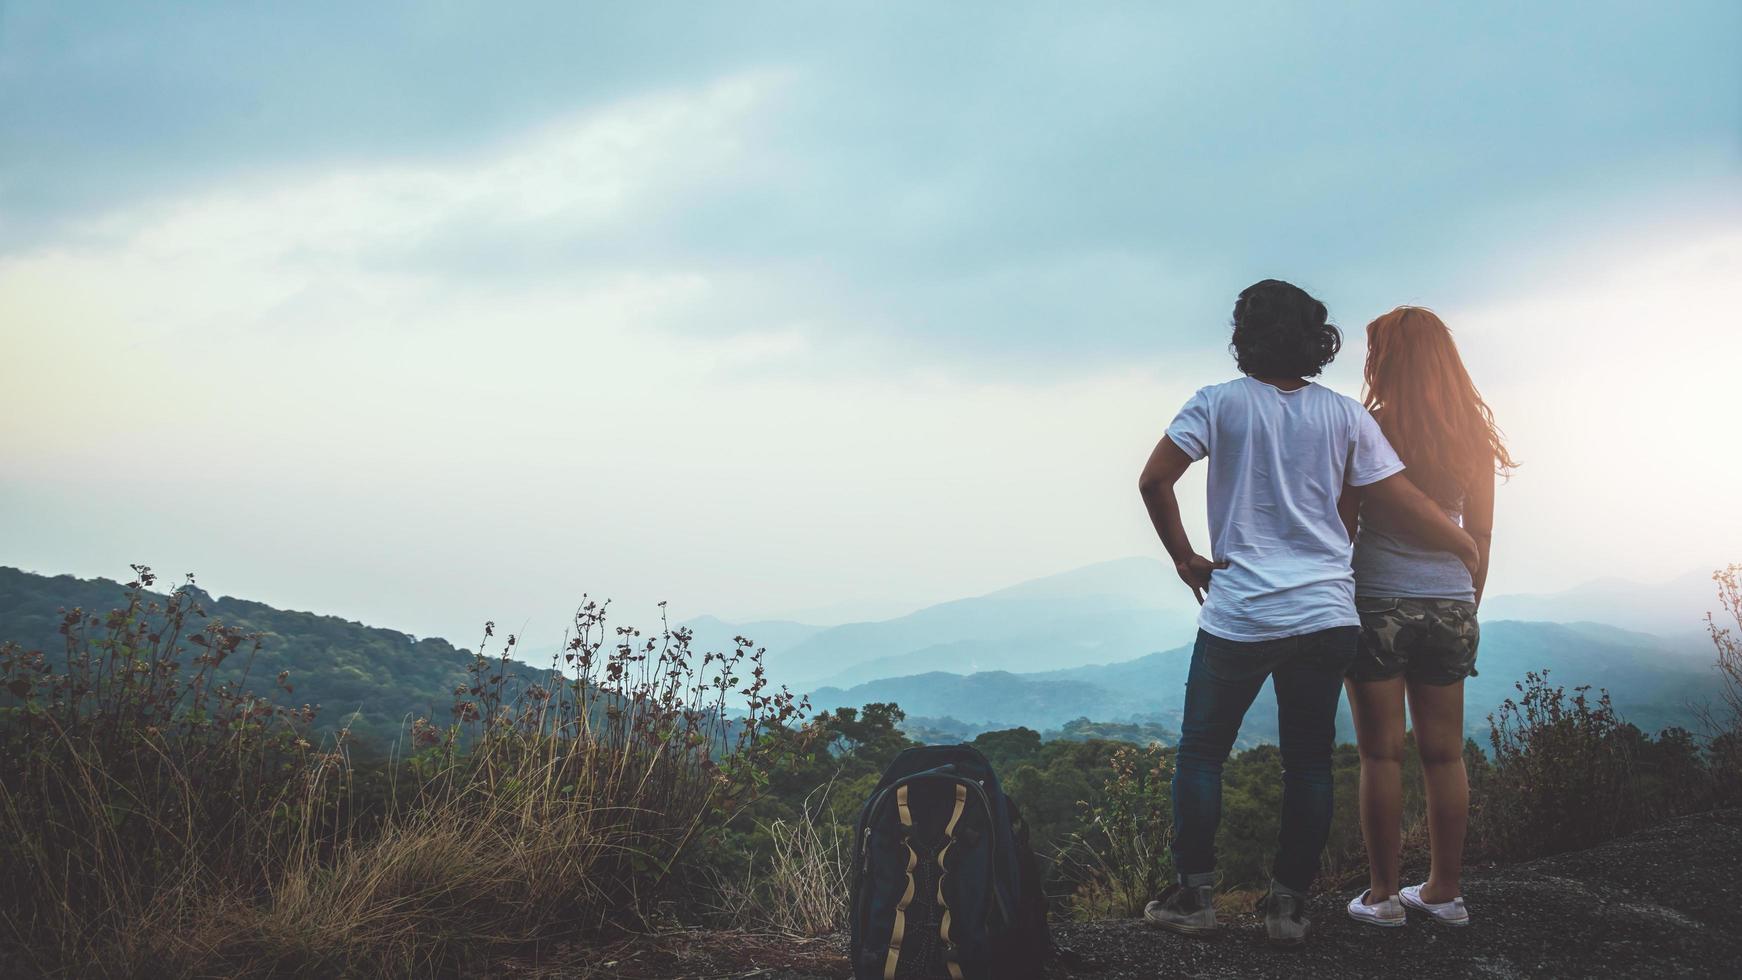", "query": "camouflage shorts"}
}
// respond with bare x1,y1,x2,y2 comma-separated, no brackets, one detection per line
1349,596,1479,686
